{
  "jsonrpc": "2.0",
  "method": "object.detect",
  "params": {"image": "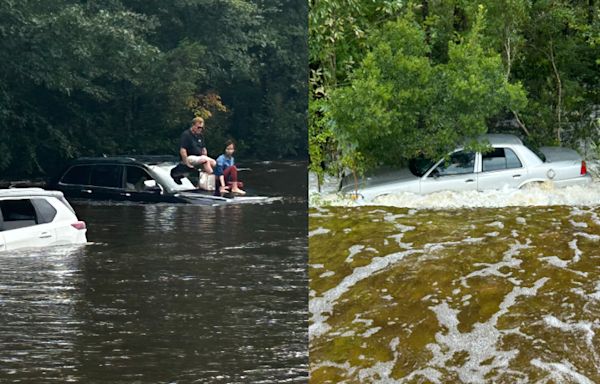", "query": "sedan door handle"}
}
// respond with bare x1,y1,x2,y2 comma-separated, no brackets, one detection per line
465,179,475,183
81,189,92,194
513,174,521,178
